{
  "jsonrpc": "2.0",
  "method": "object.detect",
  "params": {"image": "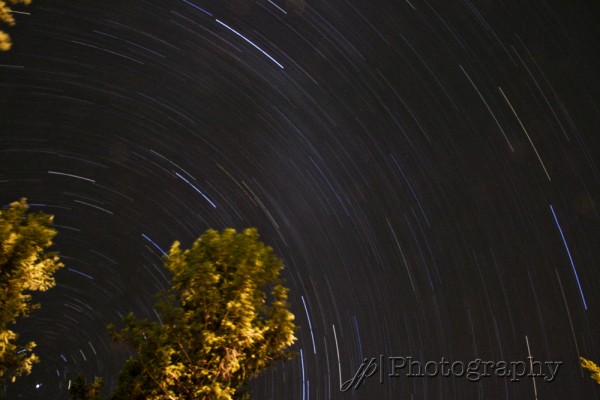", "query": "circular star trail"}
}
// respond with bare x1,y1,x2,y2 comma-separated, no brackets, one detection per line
1,0,600,398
